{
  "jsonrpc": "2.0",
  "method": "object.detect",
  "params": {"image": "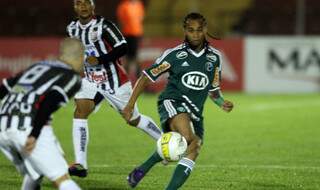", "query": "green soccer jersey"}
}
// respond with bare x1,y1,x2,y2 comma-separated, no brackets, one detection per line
143,43,222,117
